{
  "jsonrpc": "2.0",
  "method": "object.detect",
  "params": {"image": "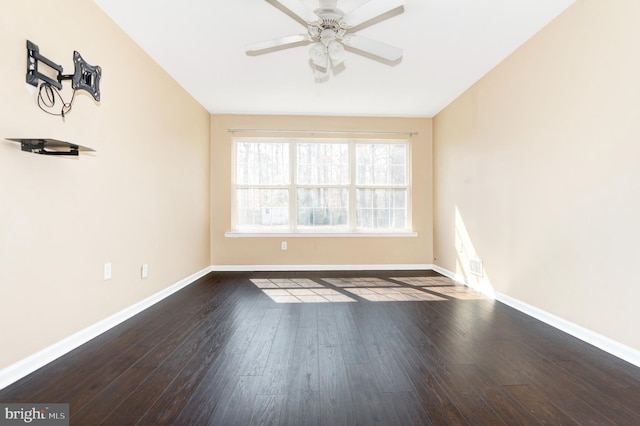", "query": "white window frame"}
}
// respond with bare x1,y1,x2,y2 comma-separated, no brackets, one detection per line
228,137,416,237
